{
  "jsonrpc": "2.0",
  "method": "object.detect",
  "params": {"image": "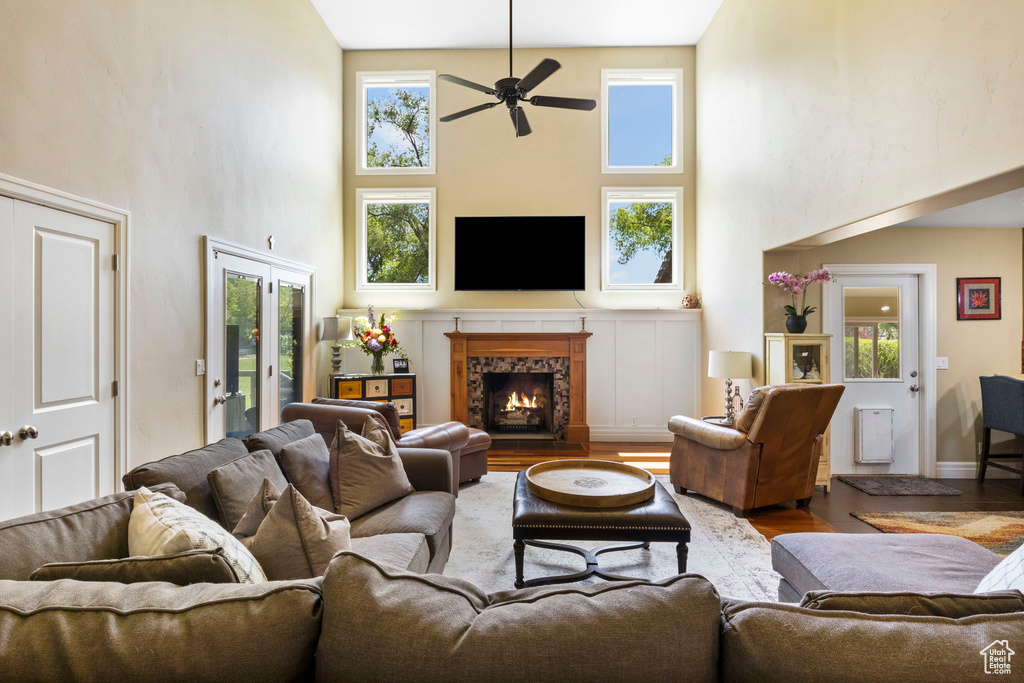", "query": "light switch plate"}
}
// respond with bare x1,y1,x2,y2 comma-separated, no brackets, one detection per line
936,357,949,370
196,359,206,376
